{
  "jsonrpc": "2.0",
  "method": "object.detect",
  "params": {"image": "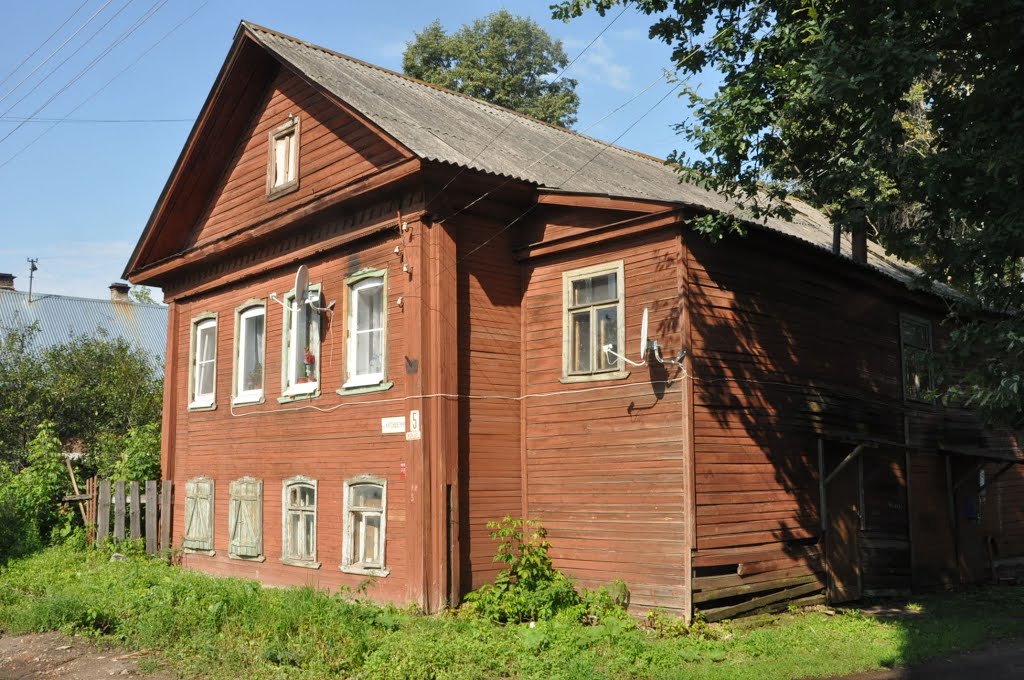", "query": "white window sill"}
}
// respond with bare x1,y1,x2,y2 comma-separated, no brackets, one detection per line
183,548,215,556
559,369,630,384
283,382,318,396
337,381,393,397
232,393,264,406
228,553,266,562
281,558,321,569
340,563,390,577
187,400,216,412
342,374,385,390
